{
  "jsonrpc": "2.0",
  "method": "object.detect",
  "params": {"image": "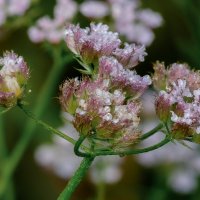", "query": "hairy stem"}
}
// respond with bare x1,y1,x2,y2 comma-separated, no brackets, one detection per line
57,156,95,200
0,48,72,198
